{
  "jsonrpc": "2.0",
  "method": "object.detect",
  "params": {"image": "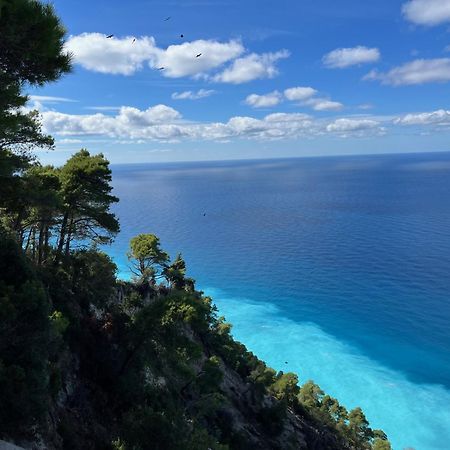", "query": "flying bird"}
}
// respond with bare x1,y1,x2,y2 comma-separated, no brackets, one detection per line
132,38,136,43
106,34,114,38
164,16,171,21
180,34,184,38
158,67,165,70
196,53,202,58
